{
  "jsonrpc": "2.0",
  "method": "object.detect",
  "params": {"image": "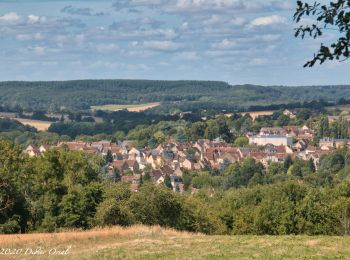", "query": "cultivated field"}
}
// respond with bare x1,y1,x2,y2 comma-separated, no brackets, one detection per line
326,105,350,112
91,102,160,112
13,118,52,131
240,111,275,120
1,225,350,259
